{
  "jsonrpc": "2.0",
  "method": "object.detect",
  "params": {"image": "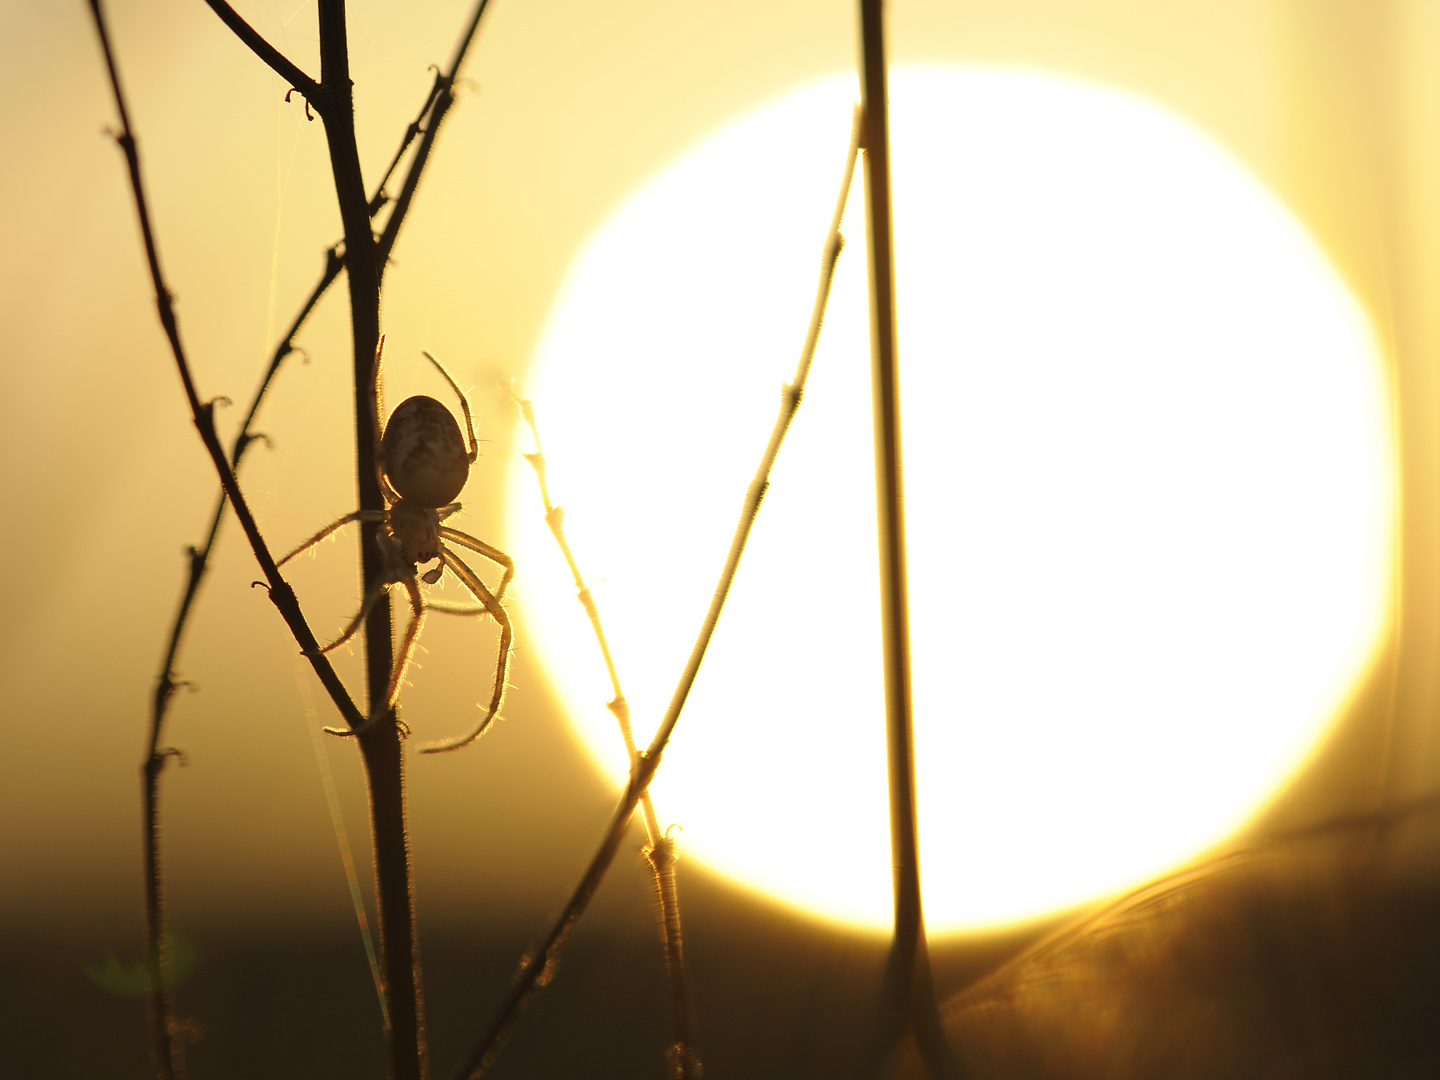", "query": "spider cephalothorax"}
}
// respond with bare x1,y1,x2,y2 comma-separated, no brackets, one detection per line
281,350,513,753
